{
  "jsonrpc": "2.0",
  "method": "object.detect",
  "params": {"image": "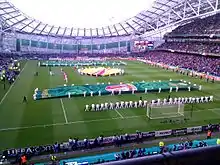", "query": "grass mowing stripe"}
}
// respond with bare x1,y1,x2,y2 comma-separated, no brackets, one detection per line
1,60,219,149
0,62,27,105
0,115,145,132
60,99,68,123
0,108,219,132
